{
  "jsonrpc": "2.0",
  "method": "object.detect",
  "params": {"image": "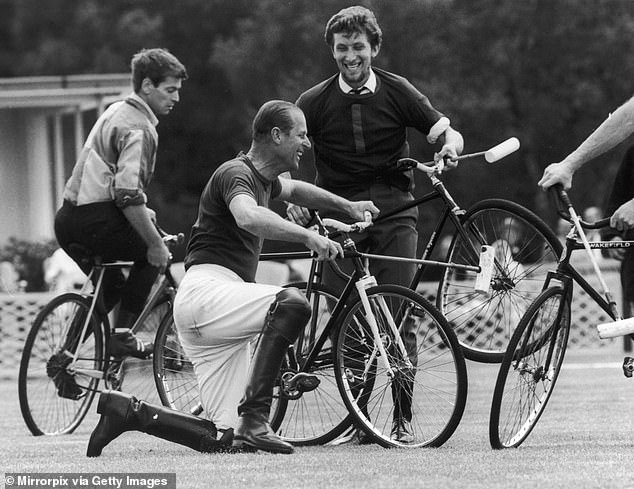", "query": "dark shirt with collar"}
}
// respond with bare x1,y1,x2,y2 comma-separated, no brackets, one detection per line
184,153,282,282
296,67,445,197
